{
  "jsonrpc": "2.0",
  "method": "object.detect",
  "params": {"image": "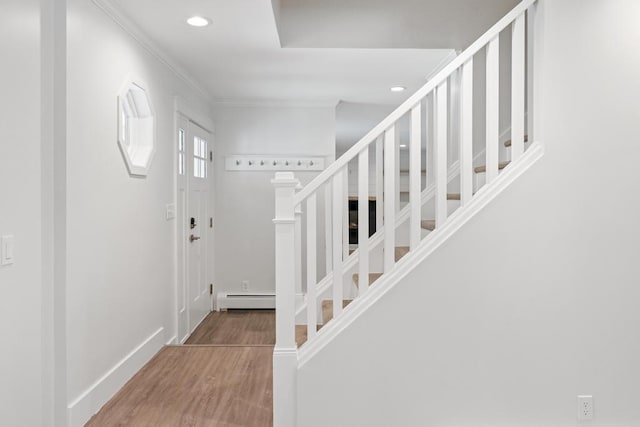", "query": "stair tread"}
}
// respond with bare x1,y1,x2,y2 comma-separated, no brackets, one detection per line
321,299,353,325
504,134,529,147
352,273,383,286
474,161,510,173
296,299,352,347
421,219,435,231
394,246,409,261
352,246,409,288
